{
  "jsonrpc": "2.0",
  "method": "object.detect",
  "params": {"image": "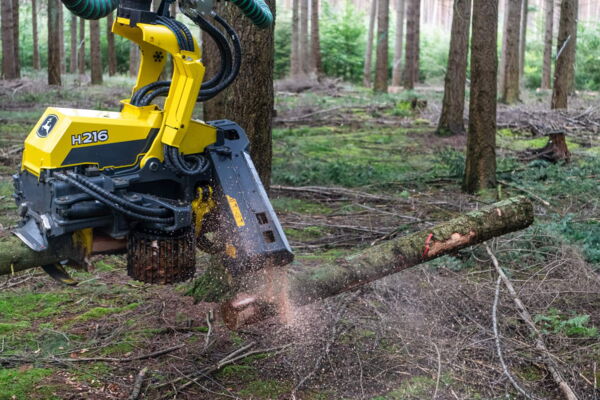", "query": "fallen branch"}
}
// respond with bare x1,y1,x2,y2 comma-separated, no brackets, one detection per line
128,367,148,400
486,244,579,400
219,196,534,329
